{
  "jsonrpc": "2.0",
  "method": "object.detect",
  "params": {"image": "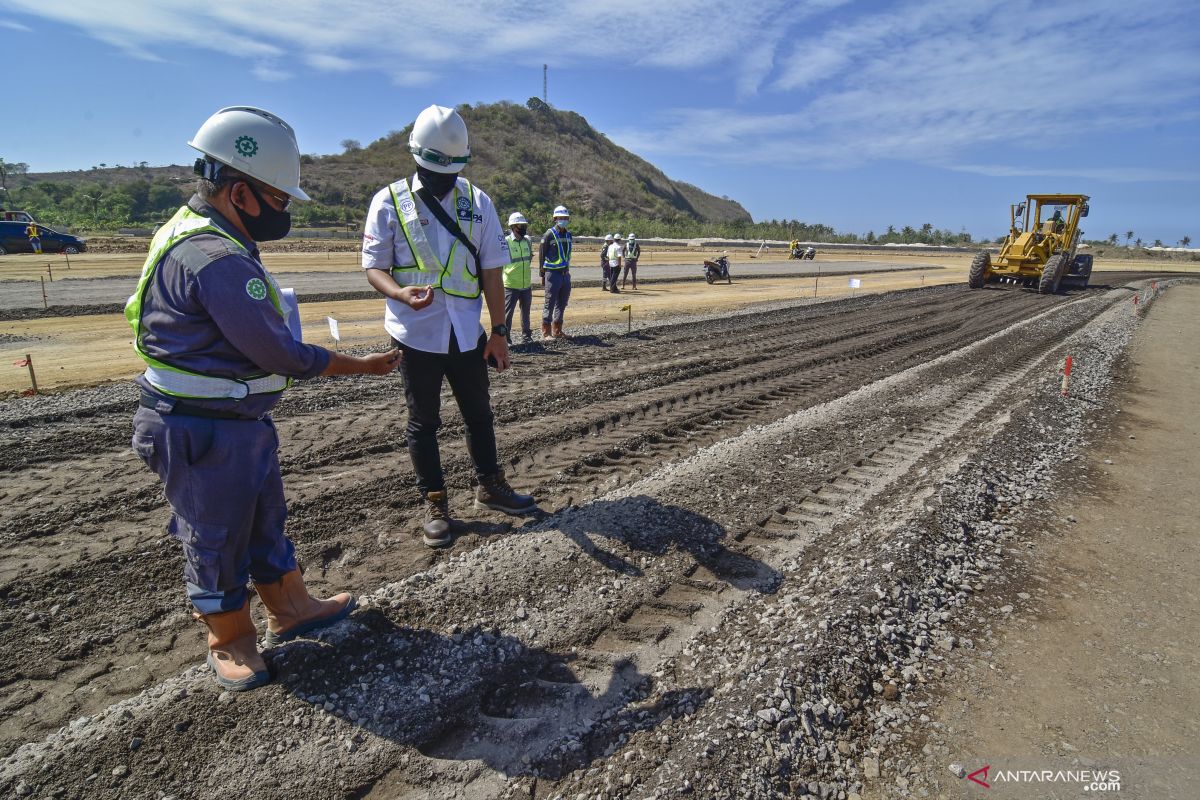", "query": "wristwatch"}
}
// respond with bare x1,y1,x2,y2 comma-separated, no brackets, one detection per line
491,324,509,338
